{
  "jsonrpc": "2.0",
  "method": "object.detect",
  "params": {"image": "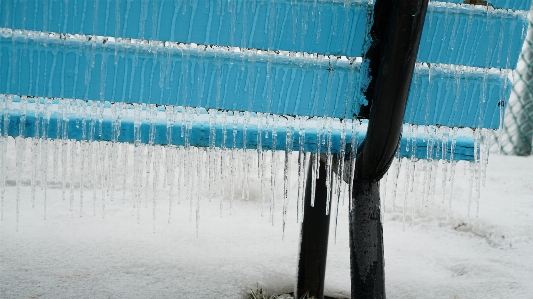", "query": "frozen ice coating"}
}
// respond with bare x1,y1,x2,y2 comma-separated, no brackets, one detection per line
0,0,528,65
0,96,498,227
0,0,530,232
0,30,516,127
